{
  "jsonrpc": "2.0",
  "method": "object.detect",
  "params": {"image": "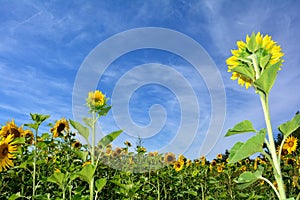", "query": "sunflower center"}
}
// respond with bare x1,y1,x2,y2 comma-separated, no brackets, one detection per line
288,141,294,147
57,123,66,133
11,128,21,138
0,144,9,159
